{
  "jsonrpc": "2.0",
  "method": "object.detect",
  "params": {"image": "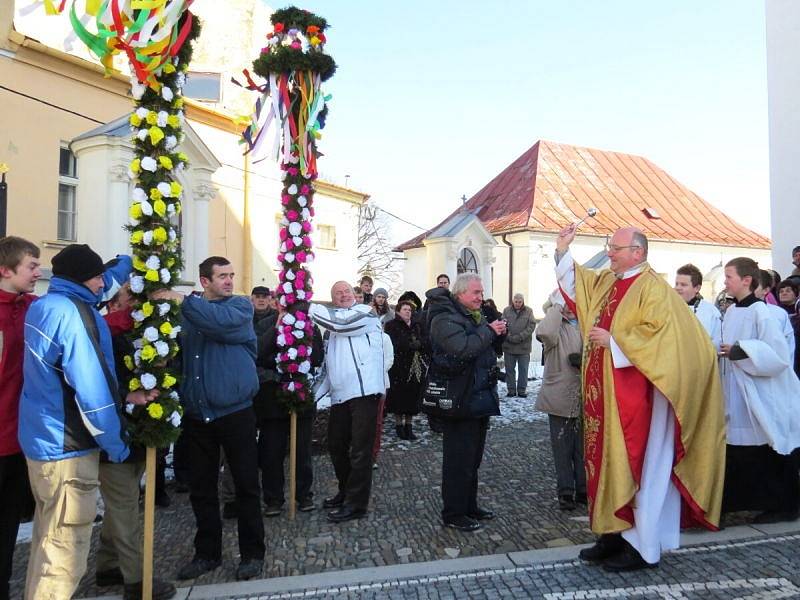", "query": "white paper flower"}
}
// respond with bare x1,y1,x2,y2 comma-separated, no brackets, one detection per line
294,329,305,339
168,411,181,427
145,255,160,270
158,302,171,316
157,110,168,127
280,170,288,181
282,313,296,325
125,402,135,414
170,391,179,401
143,231,154,245
296,289,306,300
298,360,311,374
160,268,171,284
154,340,170,357
287,382,296,391
136,106,149,119
161,86,174,101
130,275,145,293
295,320,306,330
301,208,311,220
131,310,145,322
168,325,181,339
140,373,157,390
280,242,287,252
288,223,302,236
132,187,147,202
141,157,158,172
277,334,286,347
167,203,176,216
284,252,295,262
297,196,307,207
131,80,147,100
282,282,293,294
288,184,298,195
140,200,153,216
144,326,159,342
285,270,295,281
168,228,177,242
165,135,178,150
157,182,172,197
133,340,143,352
287,347,298,360
293,236,303,246
137,129,148,141
176,73,186,89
